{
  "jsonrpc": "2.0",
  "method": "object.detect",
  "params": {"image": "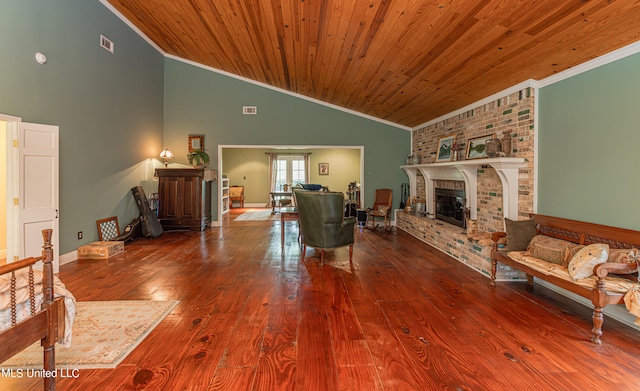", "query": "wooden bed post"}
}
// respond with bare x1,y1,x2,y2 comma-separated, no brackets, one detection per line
40,229,56,391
